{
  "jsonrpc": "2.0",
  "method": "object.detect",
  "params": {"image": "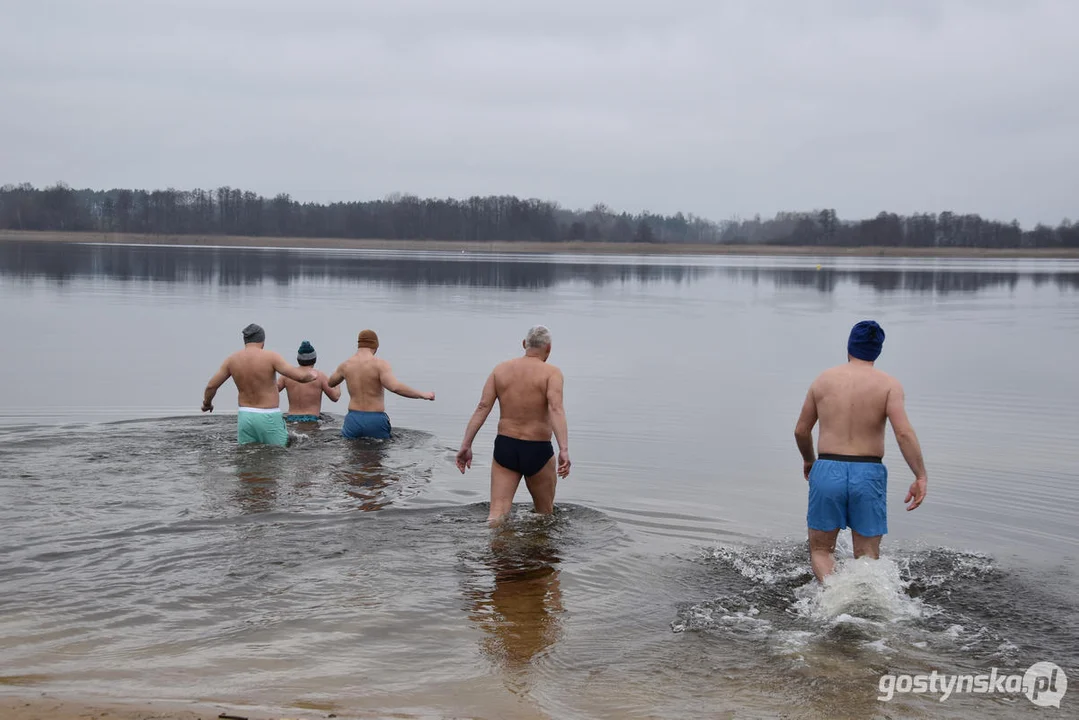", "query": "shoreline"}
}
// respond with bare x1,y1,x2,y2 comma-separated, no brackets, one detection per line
0,695,321,720
0,689,543,720
2,230,1078,258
